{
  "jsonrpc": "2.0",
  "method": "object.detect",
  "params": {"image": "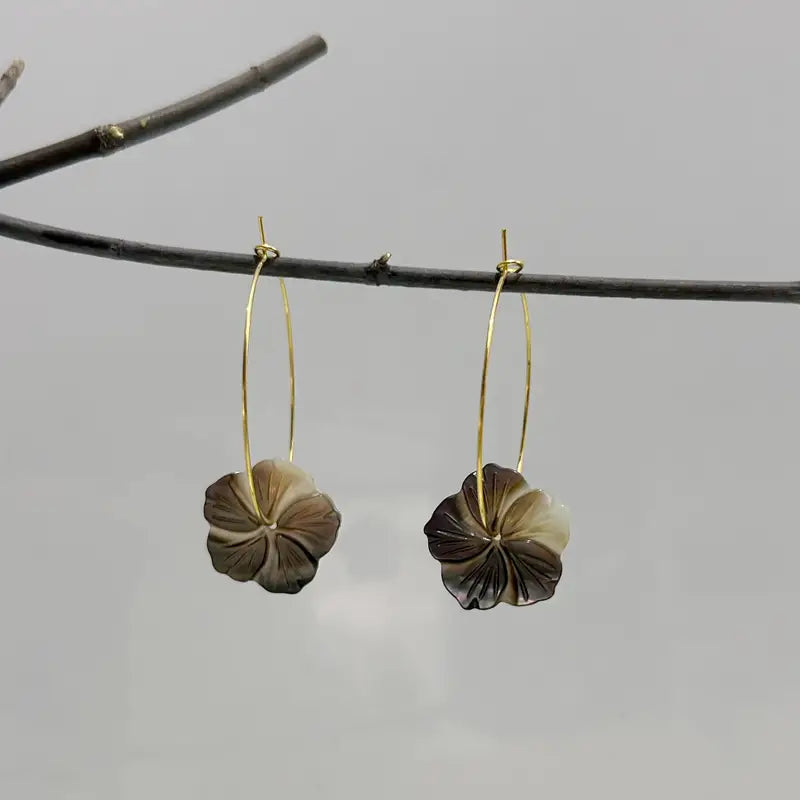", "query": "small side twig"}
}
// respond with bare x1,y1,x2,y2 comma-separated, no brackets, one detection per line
0,36,326,189
0,59,25,109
